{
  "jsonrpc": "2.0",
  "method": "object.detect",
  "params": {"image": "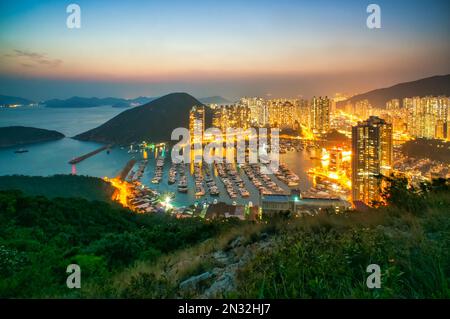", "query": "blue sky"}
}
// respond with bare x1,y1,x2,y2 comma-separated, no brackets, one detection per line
0,0,449,100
